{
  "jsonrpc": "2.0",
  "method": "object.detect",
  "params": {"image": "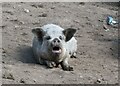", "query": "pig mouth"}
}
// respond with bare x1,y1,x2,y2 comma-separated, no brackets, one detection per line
52,46,62,54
